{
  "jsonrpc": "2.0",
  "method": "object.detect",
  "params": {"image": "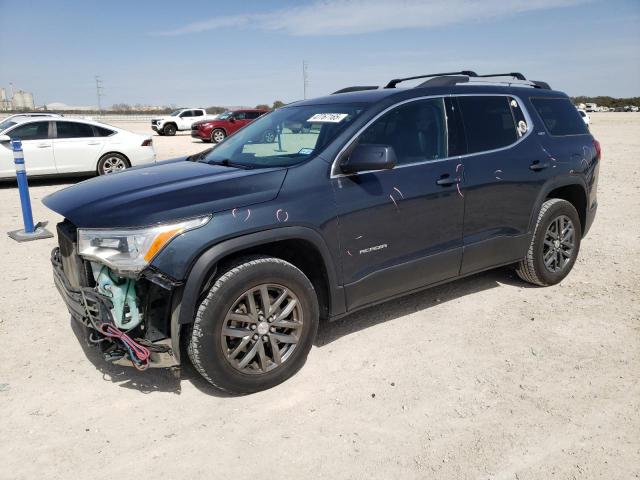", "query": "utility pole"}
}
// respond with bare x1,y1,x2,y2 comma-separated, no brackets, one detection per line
95,76,105,112
302,60,309,99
